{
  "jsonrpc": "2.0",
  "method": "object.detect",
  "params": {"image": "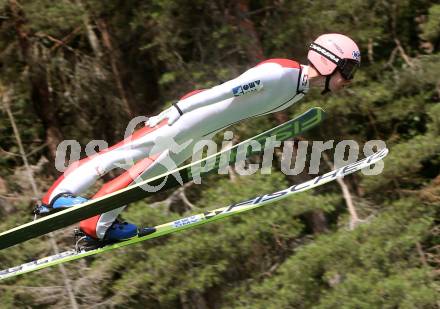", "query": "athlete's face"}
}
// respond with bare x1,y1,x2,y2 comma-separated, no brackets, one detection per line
329,70,352,92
